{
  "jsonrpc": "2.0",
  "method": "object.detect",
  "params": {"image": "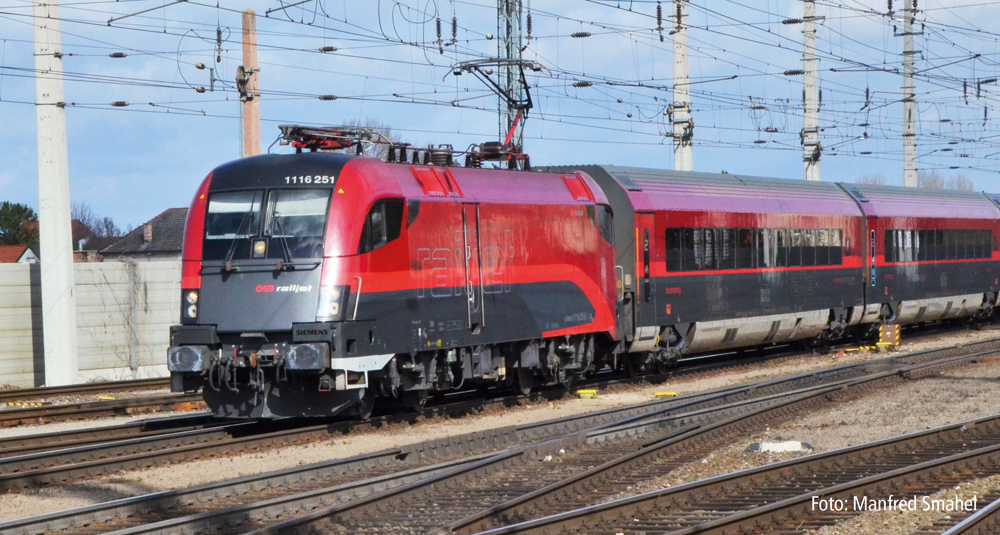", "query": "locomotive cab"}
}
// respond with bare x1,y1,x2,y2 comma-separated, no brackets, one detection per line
168,152,385,418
